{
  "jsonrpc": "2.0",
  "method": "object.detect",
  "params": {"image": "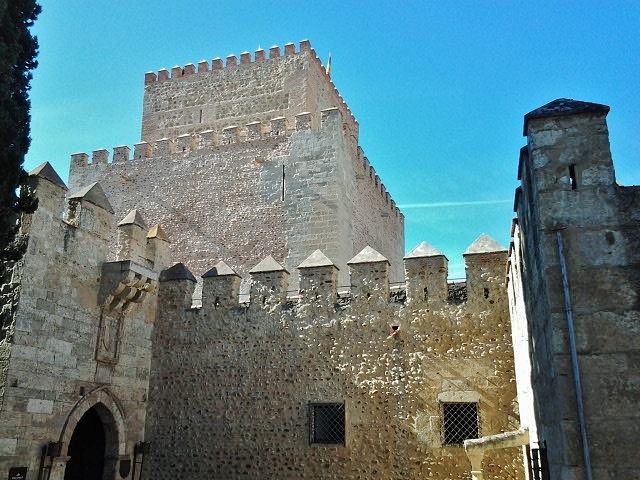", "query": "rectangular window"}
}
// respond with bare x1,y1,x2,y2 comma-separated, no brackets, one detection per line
442,402,479,445
309,403,345,445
